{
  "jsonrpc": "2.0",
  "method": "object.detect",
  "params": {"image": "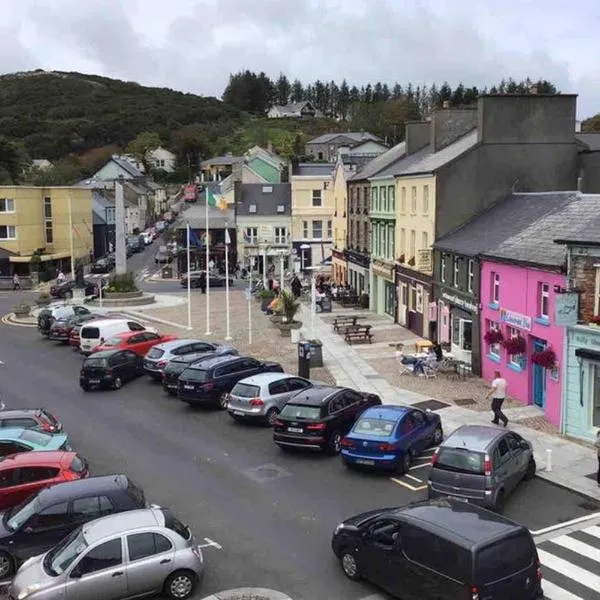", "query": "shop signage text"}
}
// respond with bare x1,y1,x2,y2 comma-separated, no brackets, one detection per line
500,308,532,331
555,293,578,326
441,292,478,314
417,249,433,273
